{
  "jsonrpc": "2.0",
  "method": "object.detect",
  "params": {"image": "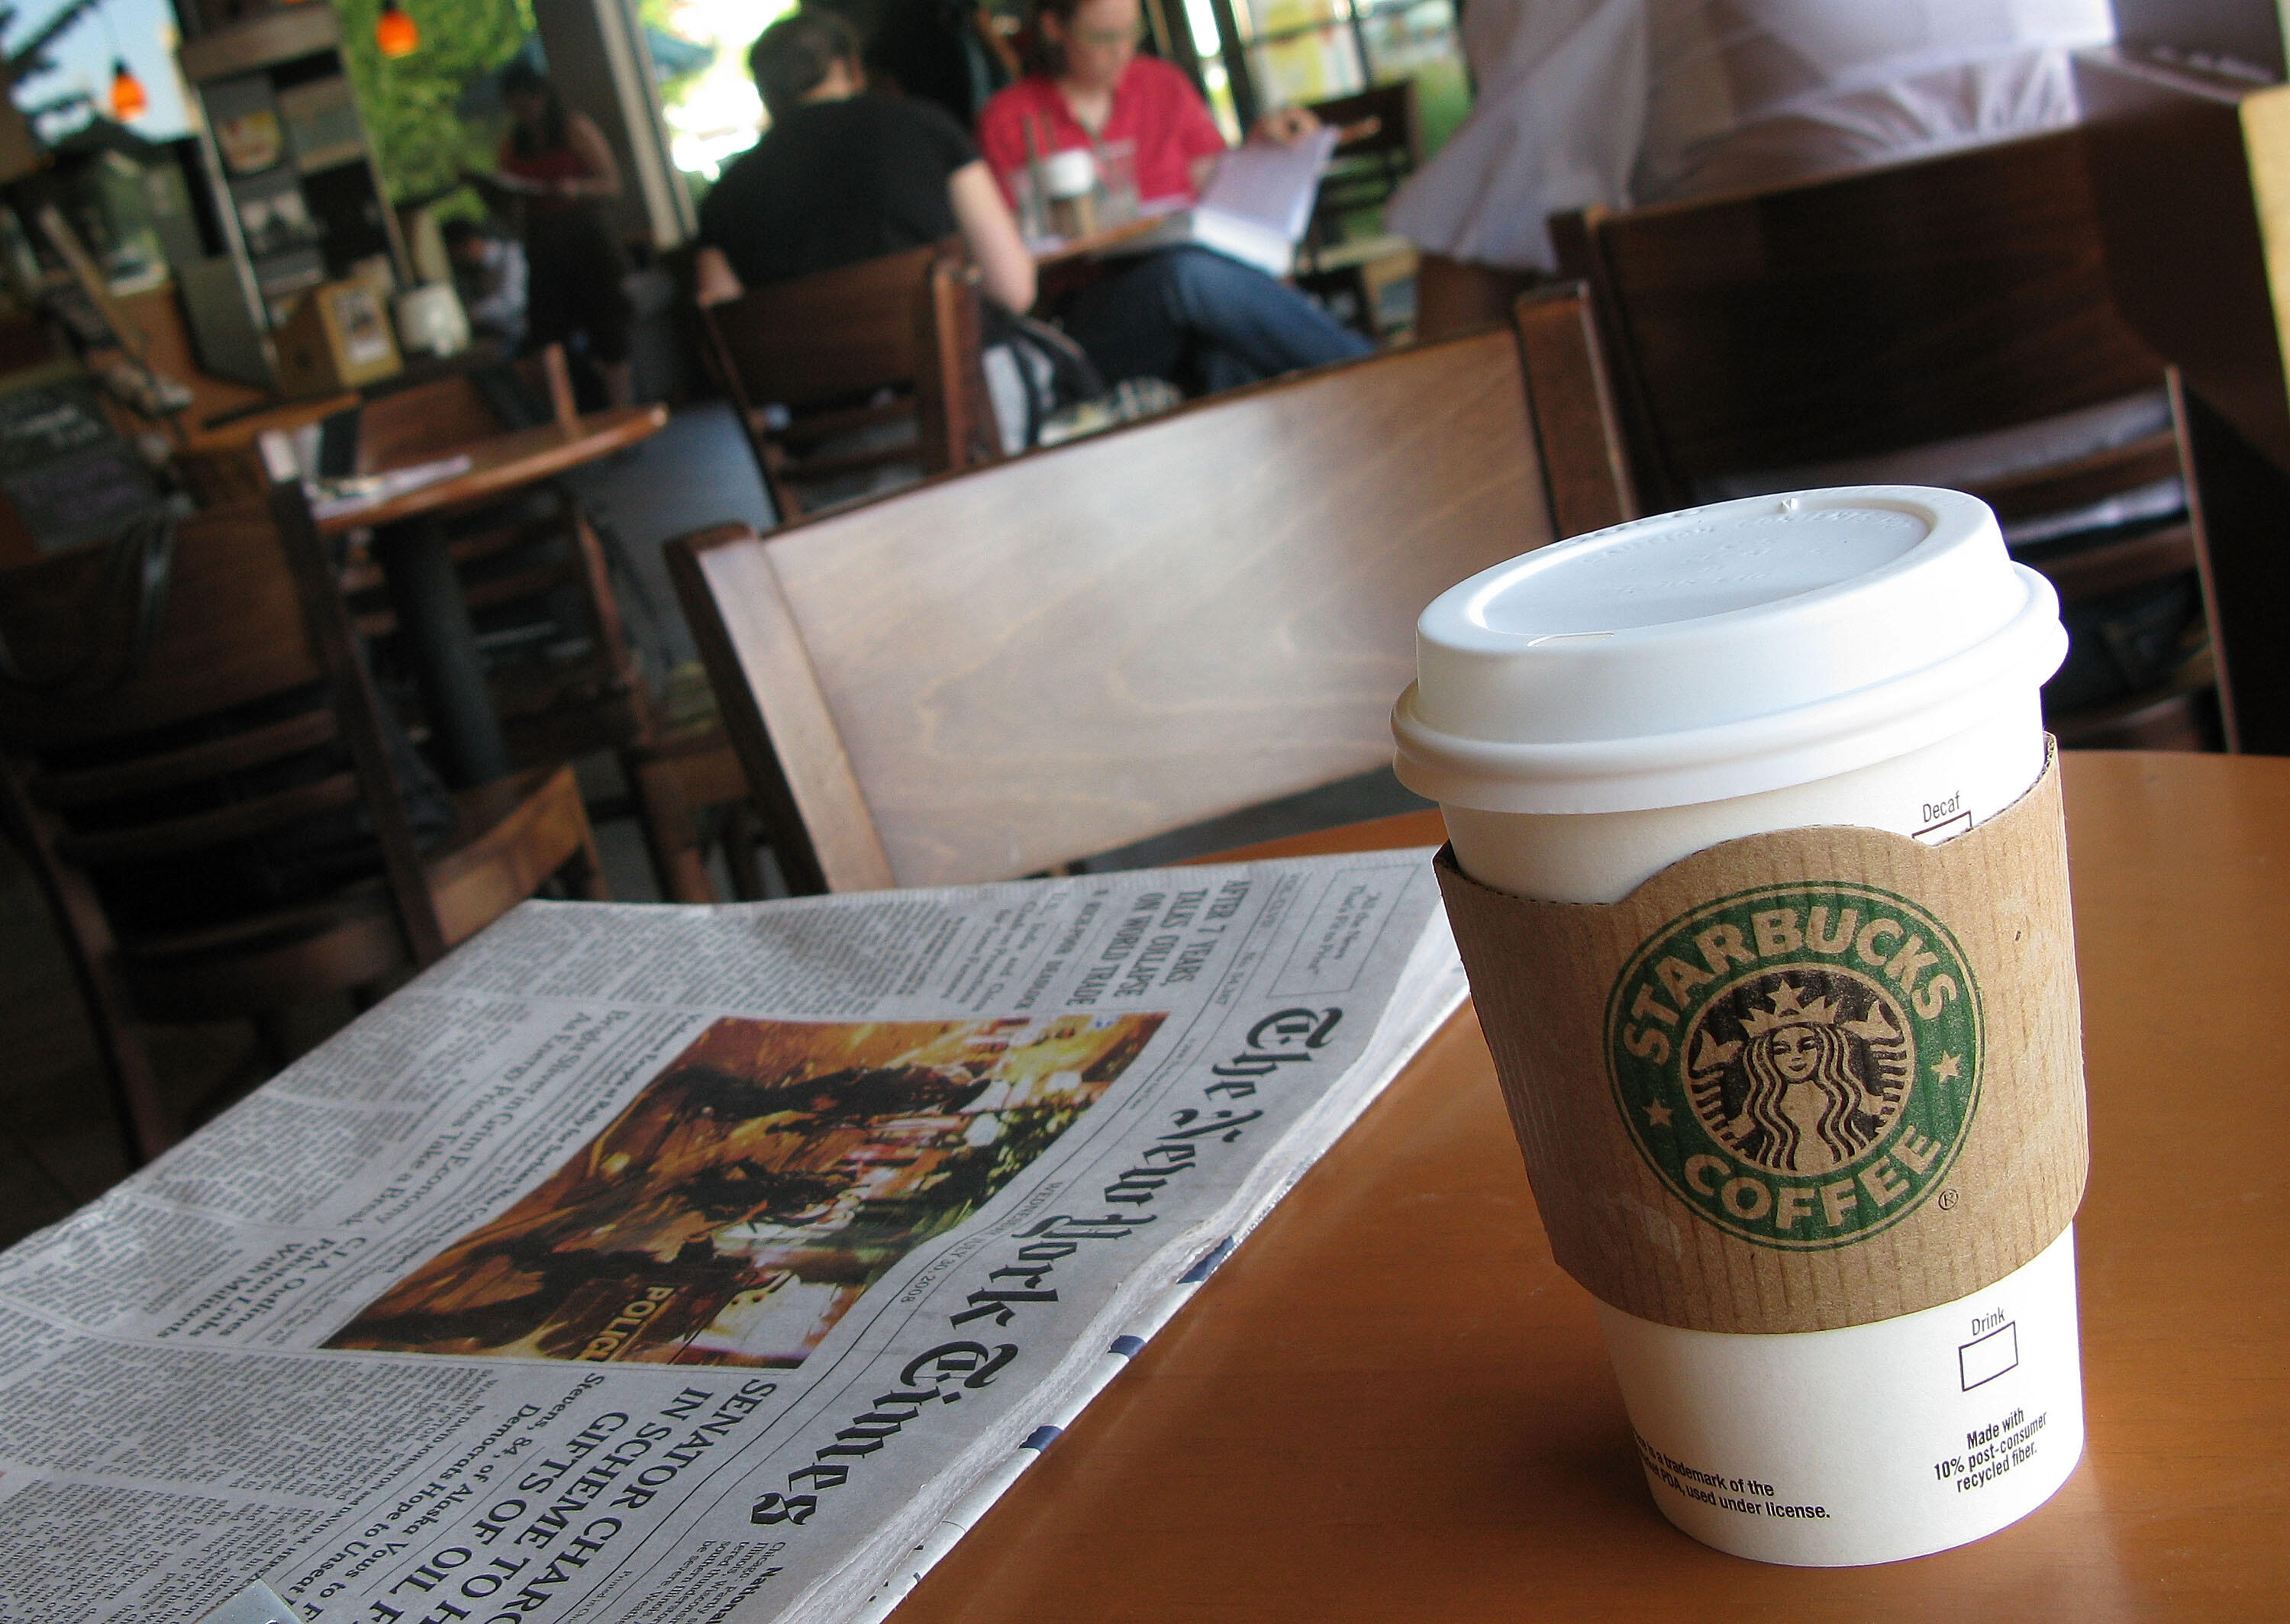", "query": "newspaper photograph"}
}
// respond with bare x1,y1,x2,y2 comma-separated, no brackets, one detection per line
0,847,1464,1624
